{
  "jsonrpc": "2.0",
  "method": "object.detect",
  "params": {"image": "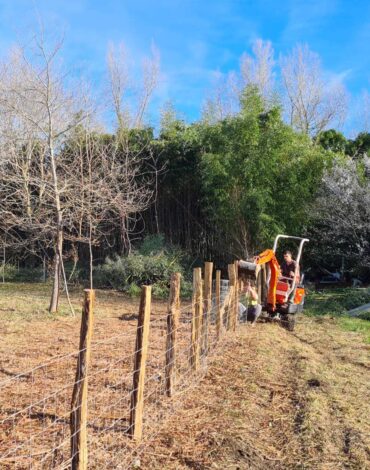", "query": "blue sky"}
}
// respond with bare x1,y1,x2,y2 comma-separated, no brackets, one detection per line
0,0,369,133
